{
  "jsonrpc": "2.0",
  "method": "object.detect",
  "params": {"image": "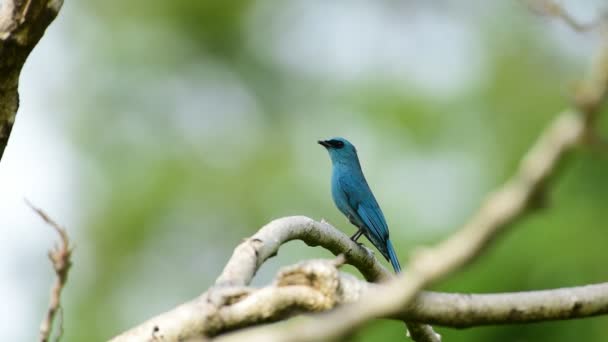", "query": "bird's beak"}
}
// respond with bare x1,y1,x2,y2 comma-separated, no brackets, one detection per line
318,140,331,148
